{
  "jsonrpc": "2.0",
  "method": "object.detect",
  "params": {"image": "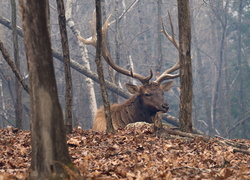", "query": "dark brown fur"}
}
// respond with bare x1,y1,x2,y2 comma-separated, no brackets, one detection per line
93,81,173,131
